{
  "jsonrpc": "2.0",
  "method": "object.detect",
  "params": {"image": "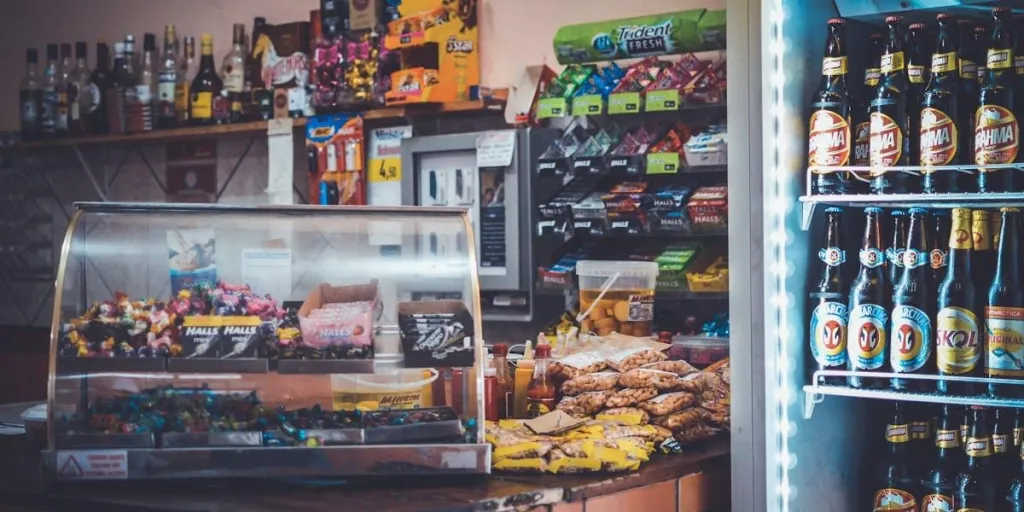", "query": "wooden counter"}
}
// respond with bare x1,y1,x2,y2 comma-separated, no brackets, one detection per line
0,435,729,511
